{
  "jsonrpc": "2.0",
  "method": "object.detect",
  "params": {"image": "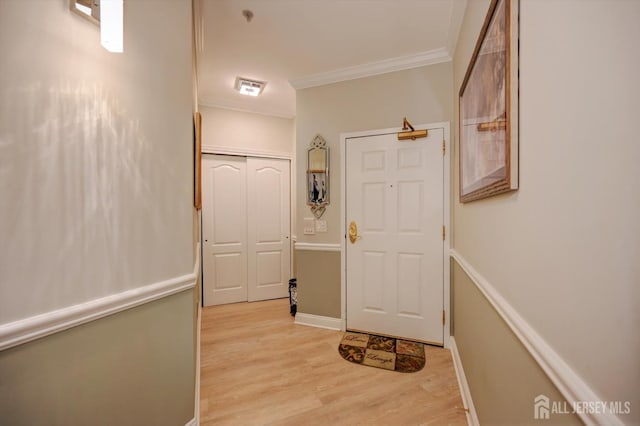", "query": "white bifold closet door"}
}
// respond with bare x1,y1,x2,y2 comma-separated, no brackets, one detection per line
246,157,291,302
202,155,247,306
202,155,291,306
